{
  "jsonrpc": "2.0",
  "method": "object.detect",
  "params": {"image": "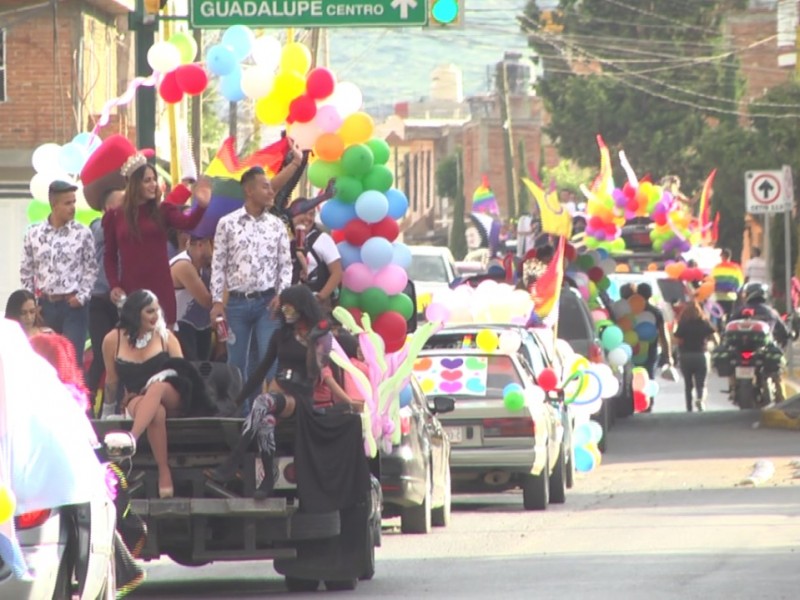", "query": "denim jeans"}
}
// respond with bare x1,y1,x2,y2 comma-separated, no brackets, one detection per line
225,293,279,412
40,298,90,368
